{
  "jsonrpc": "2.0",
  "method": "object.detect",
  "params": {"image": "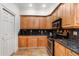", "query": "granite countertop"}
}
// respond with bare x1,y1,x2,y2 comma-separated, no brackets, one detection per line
54,39,79,54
